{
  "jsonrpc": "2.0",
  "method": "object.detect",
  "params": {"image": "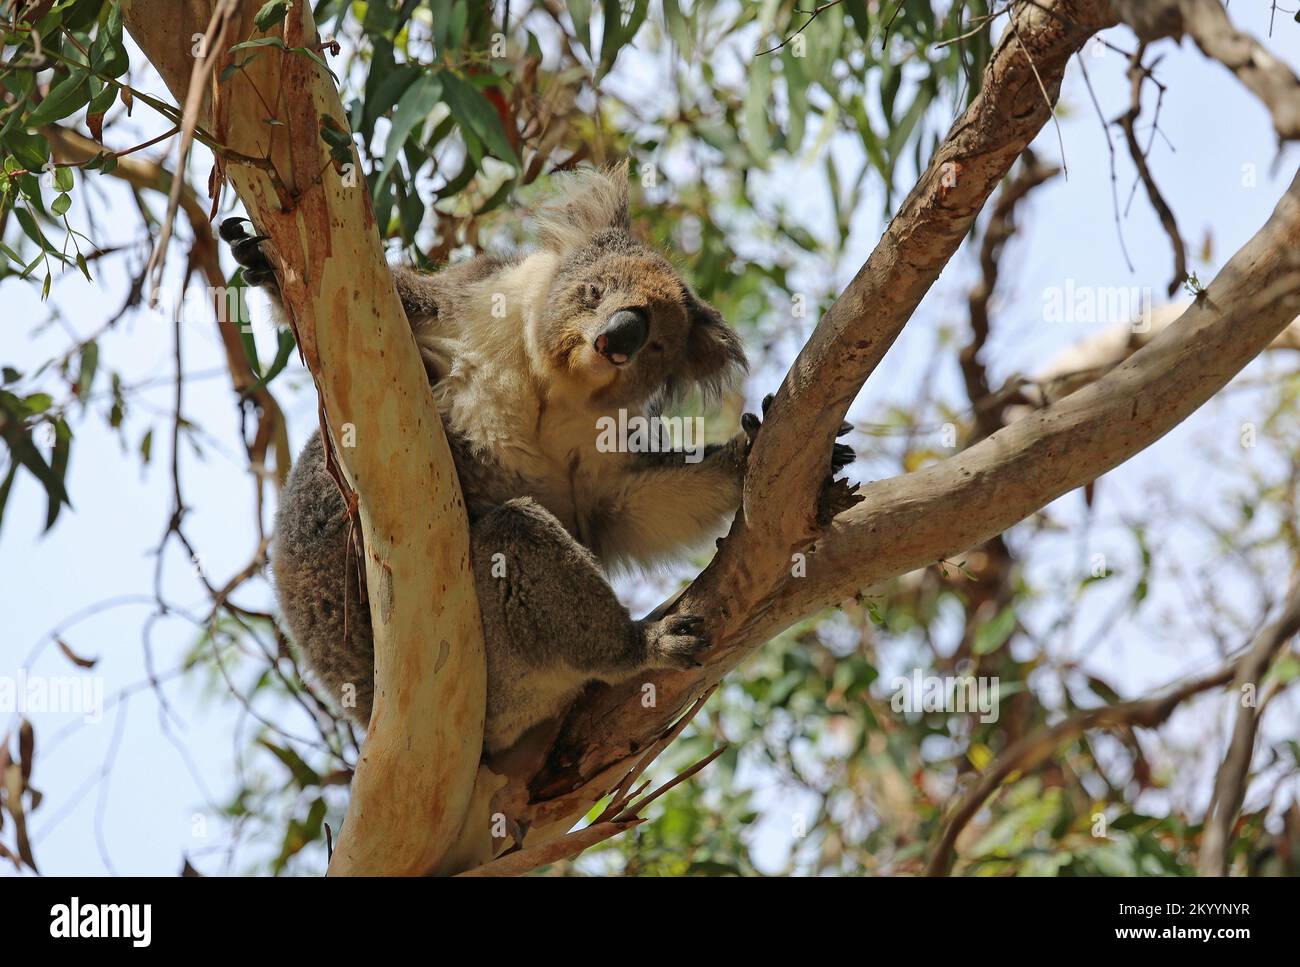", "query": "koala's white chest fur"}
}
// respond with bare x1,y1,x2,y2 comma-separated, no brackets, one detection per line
529,402,637,542
420,253,645,543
